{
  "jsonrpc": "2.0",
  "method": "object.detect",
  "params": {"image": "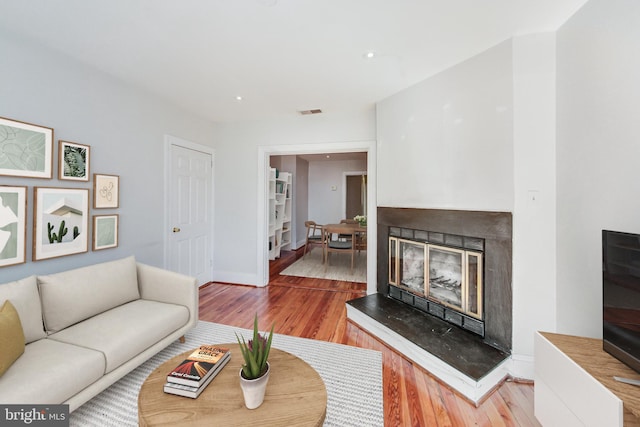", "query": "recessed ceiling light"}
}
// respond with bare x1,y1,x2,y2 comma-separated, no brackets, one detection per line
363,51,376,59
235,96,243,101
